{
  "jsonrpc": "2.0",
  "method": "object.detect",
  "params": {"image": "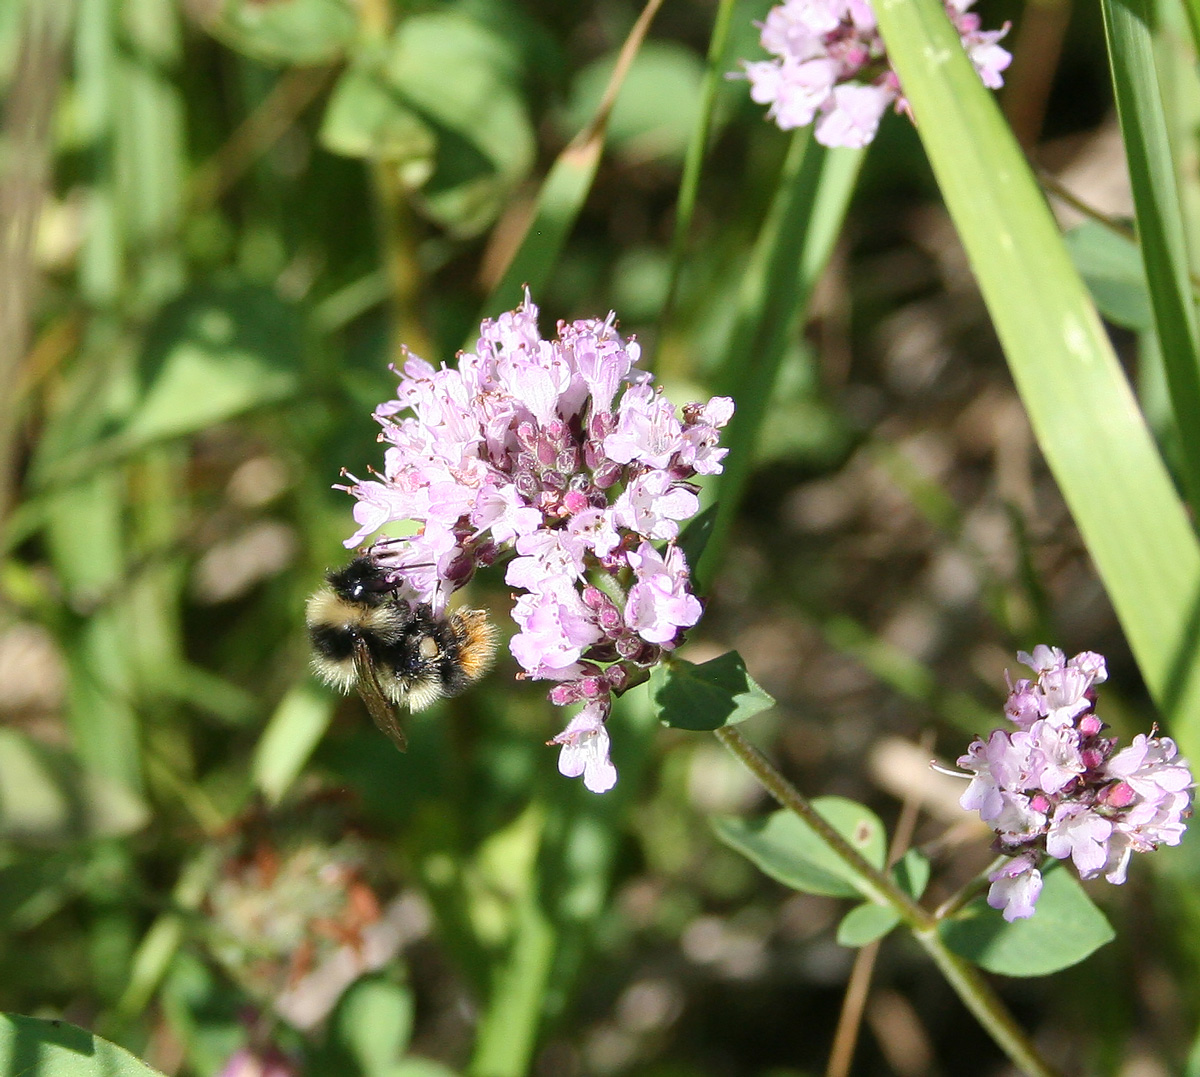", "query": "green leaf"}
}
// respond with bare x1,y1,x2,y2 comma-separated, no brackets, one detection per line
477,0,664,321
0,1012,166,1076
837,902,900,947
677,503,718,579
938,867,1114,976
712,797,887,898
30,285,301,488
336,978,415,1077
561,42,705,164
320,57,437,176
252,685,335,806
871,0,1200,757
209,0,357,65
698,134,864,587
1063,222,1153,331
478,137,604,320
835,850,930,947
0,728,148,843
1100,0,1200,508
126,284,302,445
893,848,931,899
651,651,774,731
378,12,535,237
